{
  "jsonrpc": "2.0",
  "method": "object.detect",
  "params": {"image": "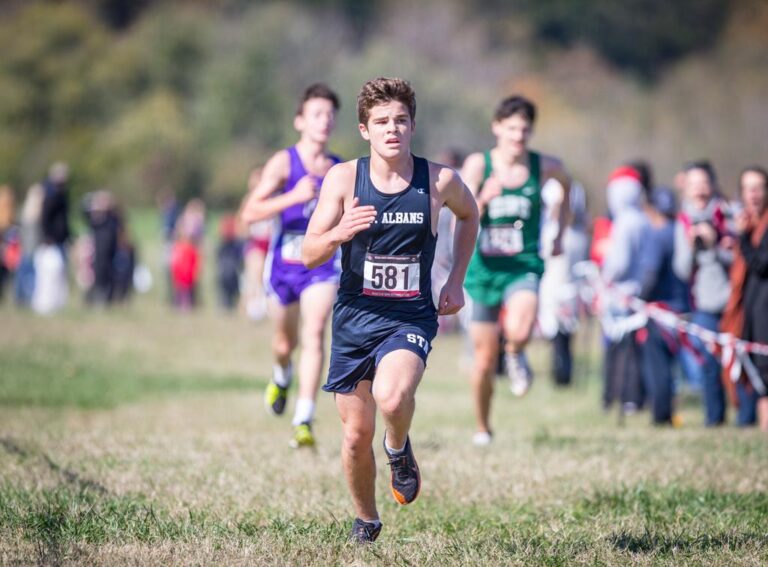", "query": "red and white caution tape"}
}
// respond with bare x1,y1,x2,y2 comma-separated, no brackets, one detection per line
573,261,768,395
